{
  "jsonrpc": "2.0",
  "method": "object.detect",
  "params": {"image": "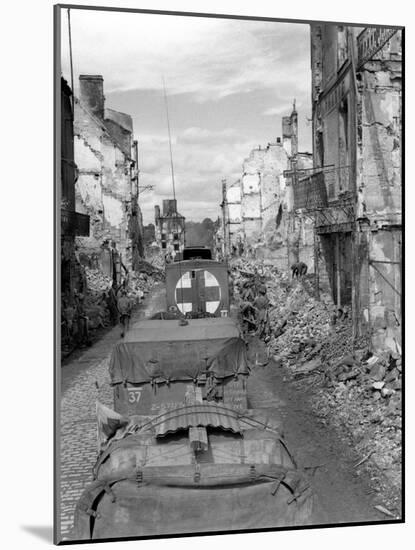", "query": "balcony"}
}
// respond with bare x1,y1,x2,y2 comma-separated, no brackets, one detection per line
293,165,351,210
293,169,328,210
357,27,398,68
61,209,90,237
